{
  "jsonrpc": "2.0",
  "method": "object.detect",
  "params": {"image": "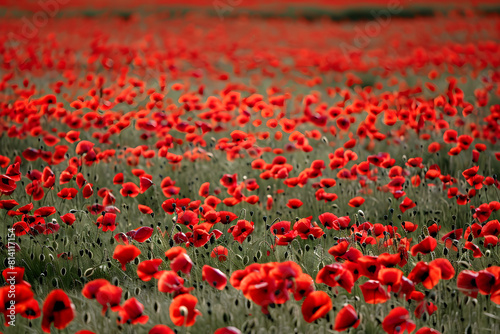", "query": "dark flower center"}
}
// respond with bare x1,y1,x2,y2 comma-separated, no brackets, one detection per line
53,301,67,312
